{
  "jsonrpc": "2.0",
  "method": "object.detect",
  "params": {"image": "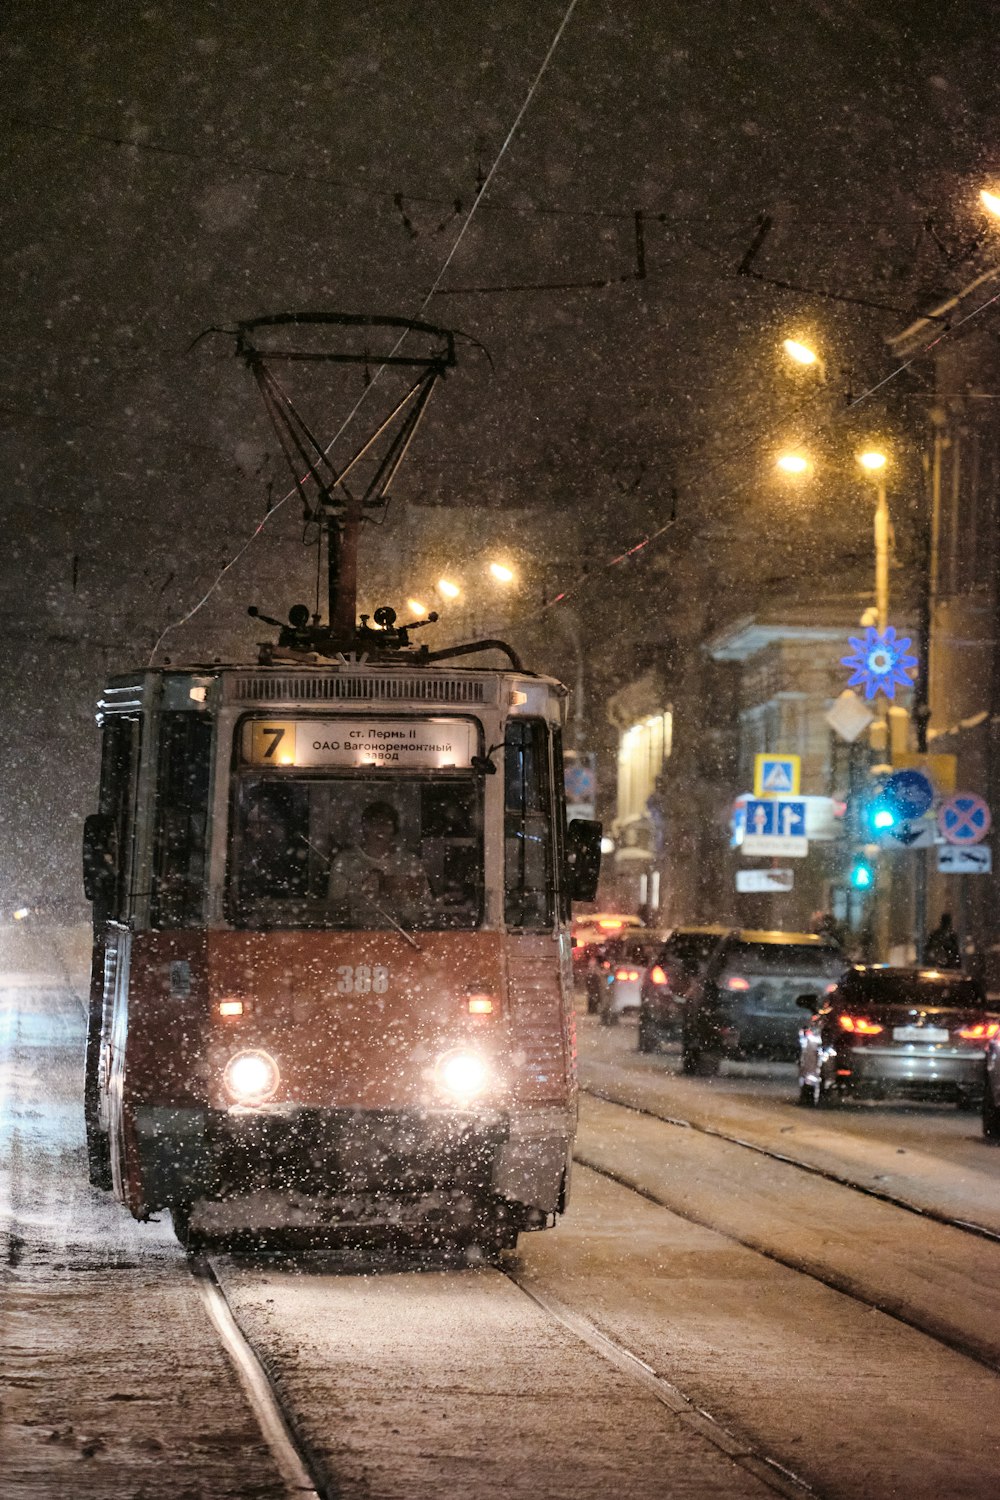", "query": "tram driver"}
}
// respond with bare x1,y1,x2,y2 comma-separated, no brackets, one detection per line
328,799,432,925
